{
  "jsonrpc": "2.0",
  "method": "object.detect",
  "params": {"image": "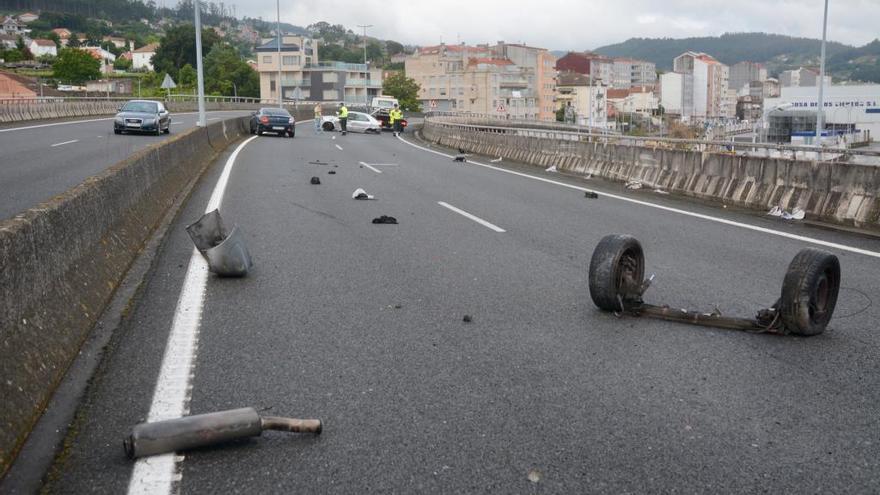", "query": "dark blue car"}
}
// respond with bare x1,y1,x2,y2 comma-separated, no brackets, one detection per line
249,108,295,137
